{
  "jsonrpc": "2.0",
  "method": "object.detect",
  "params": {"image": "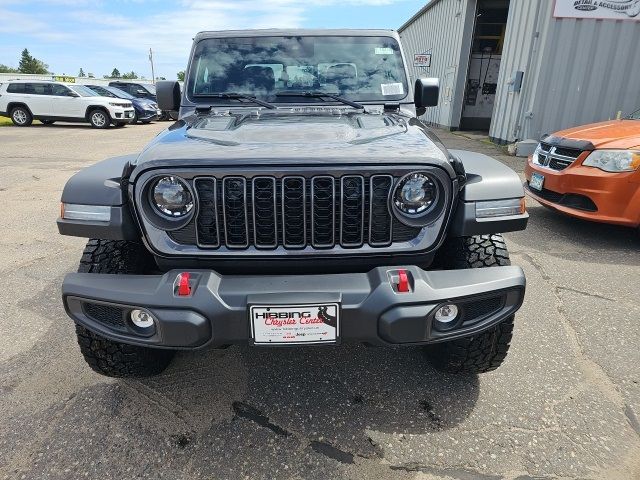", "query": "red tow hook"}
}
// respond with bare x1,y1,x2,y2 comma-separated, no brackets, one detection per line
397,269,410,293
388,269,411,293
177,272,191,296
